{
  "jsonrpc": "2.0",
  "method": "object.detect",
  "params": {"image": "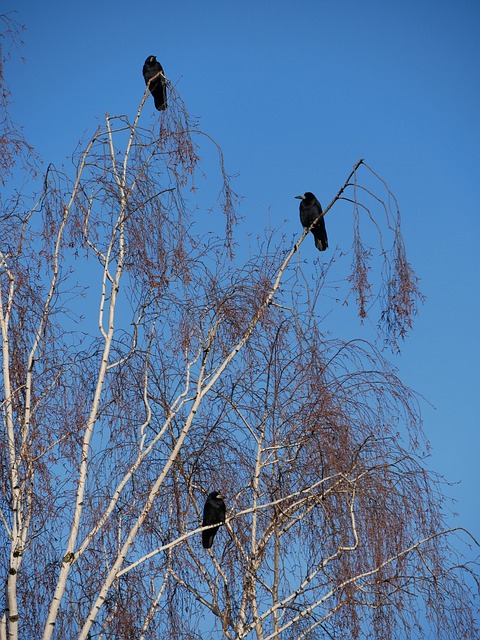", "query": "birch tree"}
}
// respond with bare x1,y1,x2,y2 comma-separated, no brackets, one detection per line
1,17,478,640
